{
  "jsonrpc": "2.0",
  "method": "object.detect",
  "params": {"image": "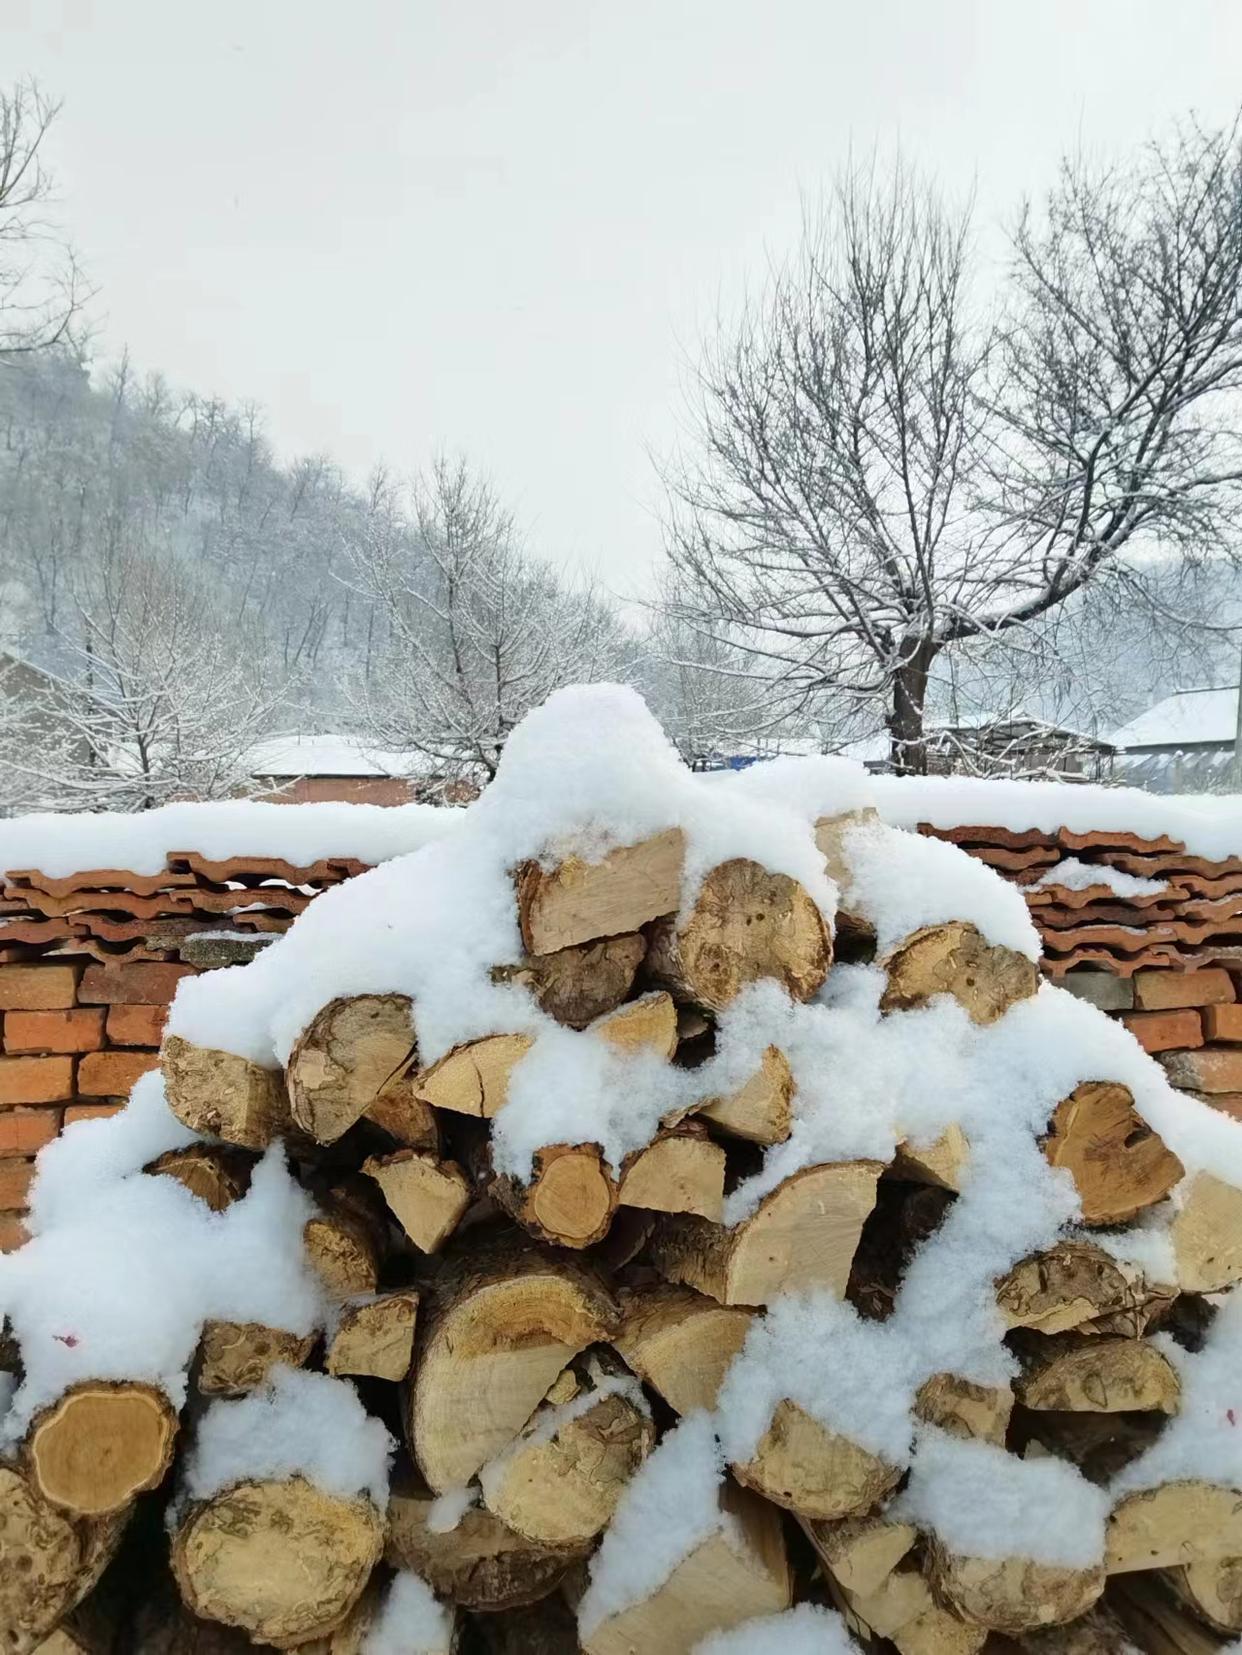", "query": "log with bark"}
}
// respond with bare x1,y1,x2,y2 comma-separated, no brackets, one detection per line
0,1463,127,1654
26,1382,178,1517
195,1321,317,1398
